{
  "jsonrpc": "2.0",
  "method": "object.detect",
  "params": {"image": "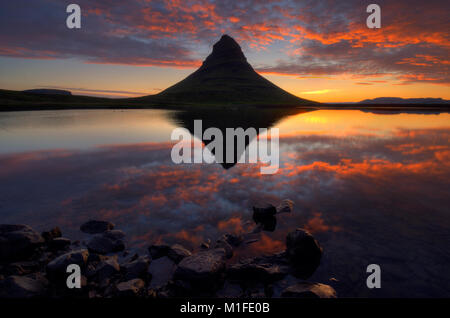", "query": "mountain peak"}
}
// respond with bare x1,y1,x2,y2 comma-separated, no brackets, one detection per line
201,34,247,69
